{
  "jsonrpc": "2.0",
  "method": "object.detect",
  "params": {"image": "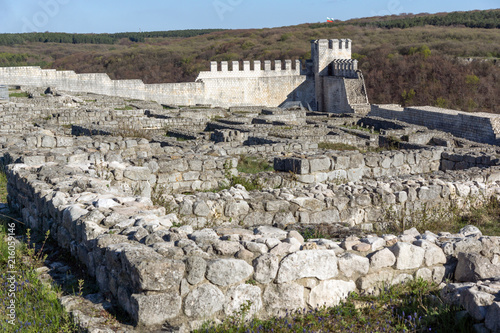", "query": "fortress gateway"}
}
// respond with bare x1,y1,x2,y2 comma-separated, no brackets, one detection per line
0,39,369,113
